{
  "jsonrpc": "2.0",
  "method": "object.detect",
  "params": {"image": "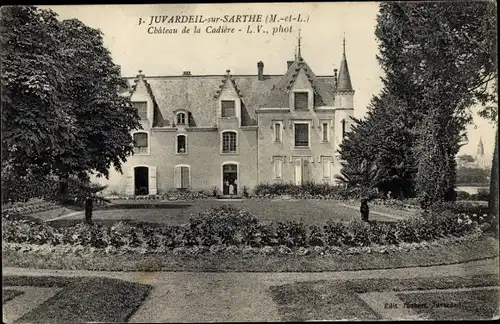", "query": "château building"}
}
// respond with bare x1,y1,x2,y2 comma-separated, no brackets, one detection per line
96,38,355,196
